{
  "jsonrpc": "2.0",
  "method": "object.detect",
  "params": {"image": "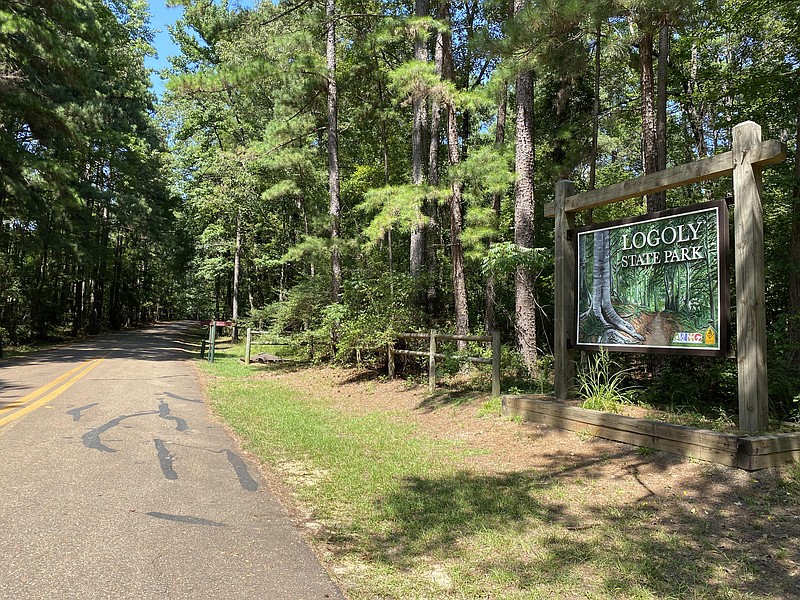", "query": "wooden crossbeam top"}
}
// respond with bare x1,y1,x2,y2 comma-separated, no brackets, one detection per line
543,139,786,218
